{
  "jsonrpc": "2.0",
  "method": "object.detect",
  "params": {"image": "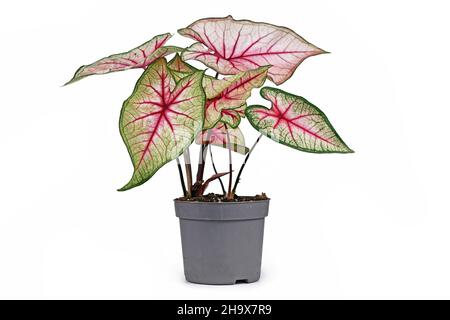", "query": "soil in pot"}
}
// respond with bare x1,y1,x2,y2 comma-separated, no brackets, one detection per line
176,192,269,202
